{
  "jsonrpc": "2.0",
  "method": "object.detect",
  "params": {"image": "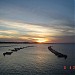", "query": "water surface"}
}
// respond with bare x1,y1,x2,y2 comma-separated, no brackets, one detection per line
0,43,75,75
